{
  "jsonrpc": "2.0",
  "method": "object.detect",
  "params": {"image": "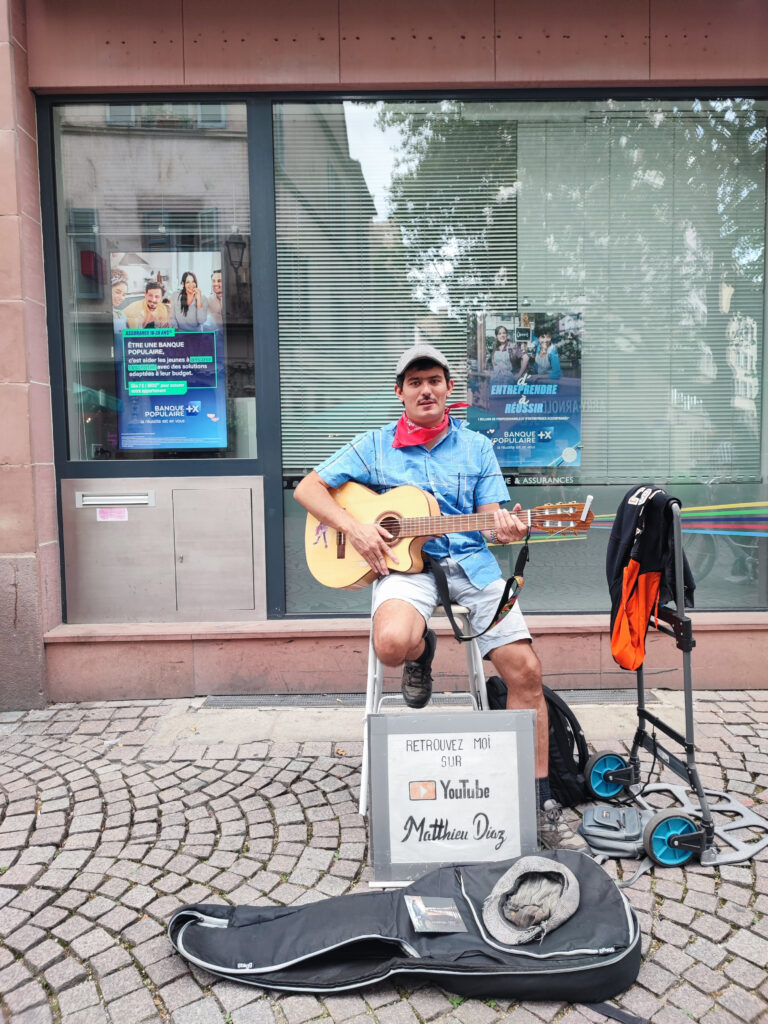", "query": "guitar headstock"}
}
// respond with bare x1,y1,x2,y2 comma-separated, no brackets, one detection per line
531,496,594,535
